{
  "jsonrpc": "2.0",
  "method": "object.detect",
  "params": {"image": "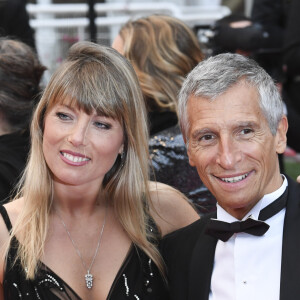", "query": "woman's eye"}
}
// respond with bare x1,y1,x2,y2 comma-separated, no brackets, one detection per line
56,112,71,120
93,121,111,129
